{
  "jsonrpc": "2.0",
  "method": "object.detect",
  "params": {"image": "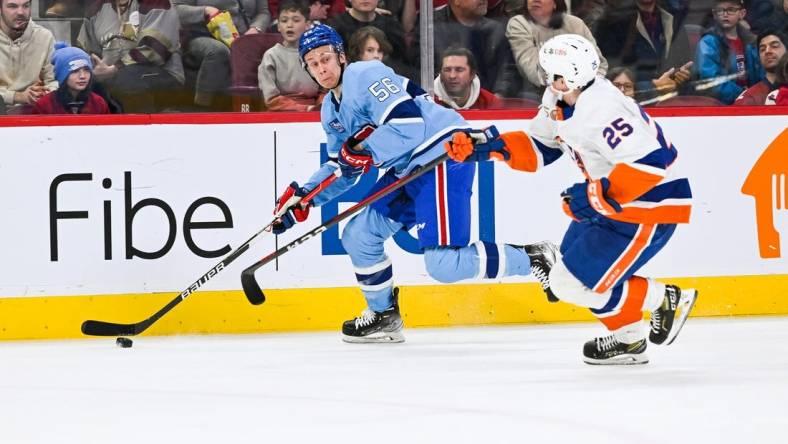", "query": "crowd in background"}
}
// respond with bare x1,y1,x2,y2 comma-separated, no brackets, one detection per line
1,0,787,115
